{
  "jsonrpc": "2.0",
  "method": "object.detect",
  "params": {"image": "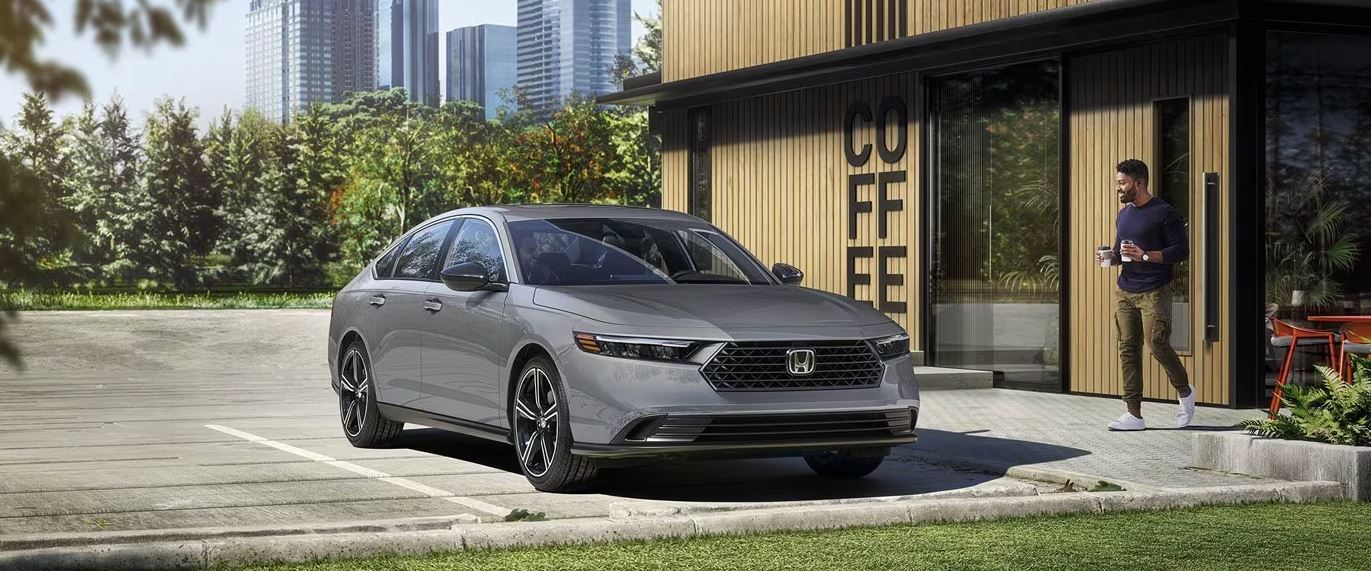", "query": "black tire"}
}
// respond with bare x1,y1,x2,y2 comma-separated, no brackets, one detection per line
511,356,598,492
338,341,403,448
803,450,885,478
